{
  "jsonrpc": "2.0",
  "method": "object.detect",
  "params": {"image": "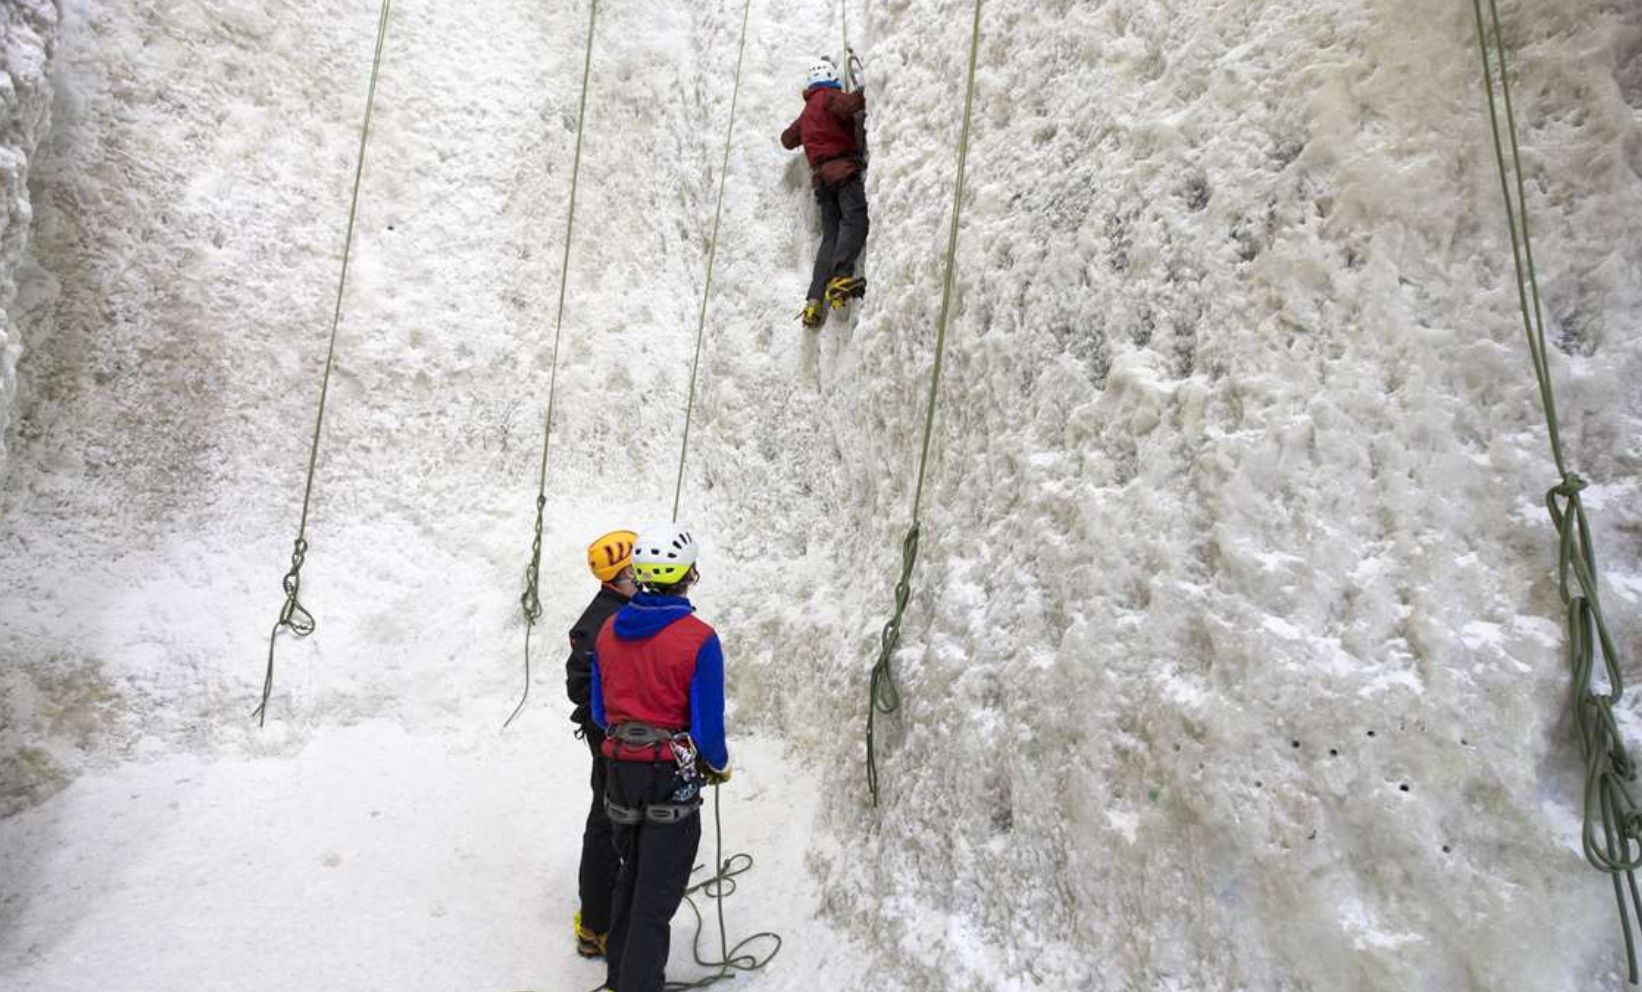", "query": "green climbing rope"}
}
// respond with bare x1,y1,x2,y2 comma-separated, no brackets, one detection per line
255,0,393,728
660,4,781,987
663,785,782,990
670,0,753,522
1470,0,1642,981
864,0,984,807
506,0,600,731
